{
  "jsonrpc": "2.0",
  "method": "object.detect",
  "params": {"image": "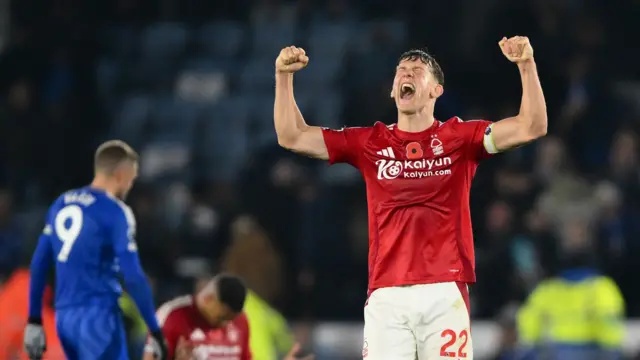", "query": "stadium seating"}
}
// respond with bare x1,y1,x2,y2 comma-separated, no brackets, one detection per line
100,16,407,184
